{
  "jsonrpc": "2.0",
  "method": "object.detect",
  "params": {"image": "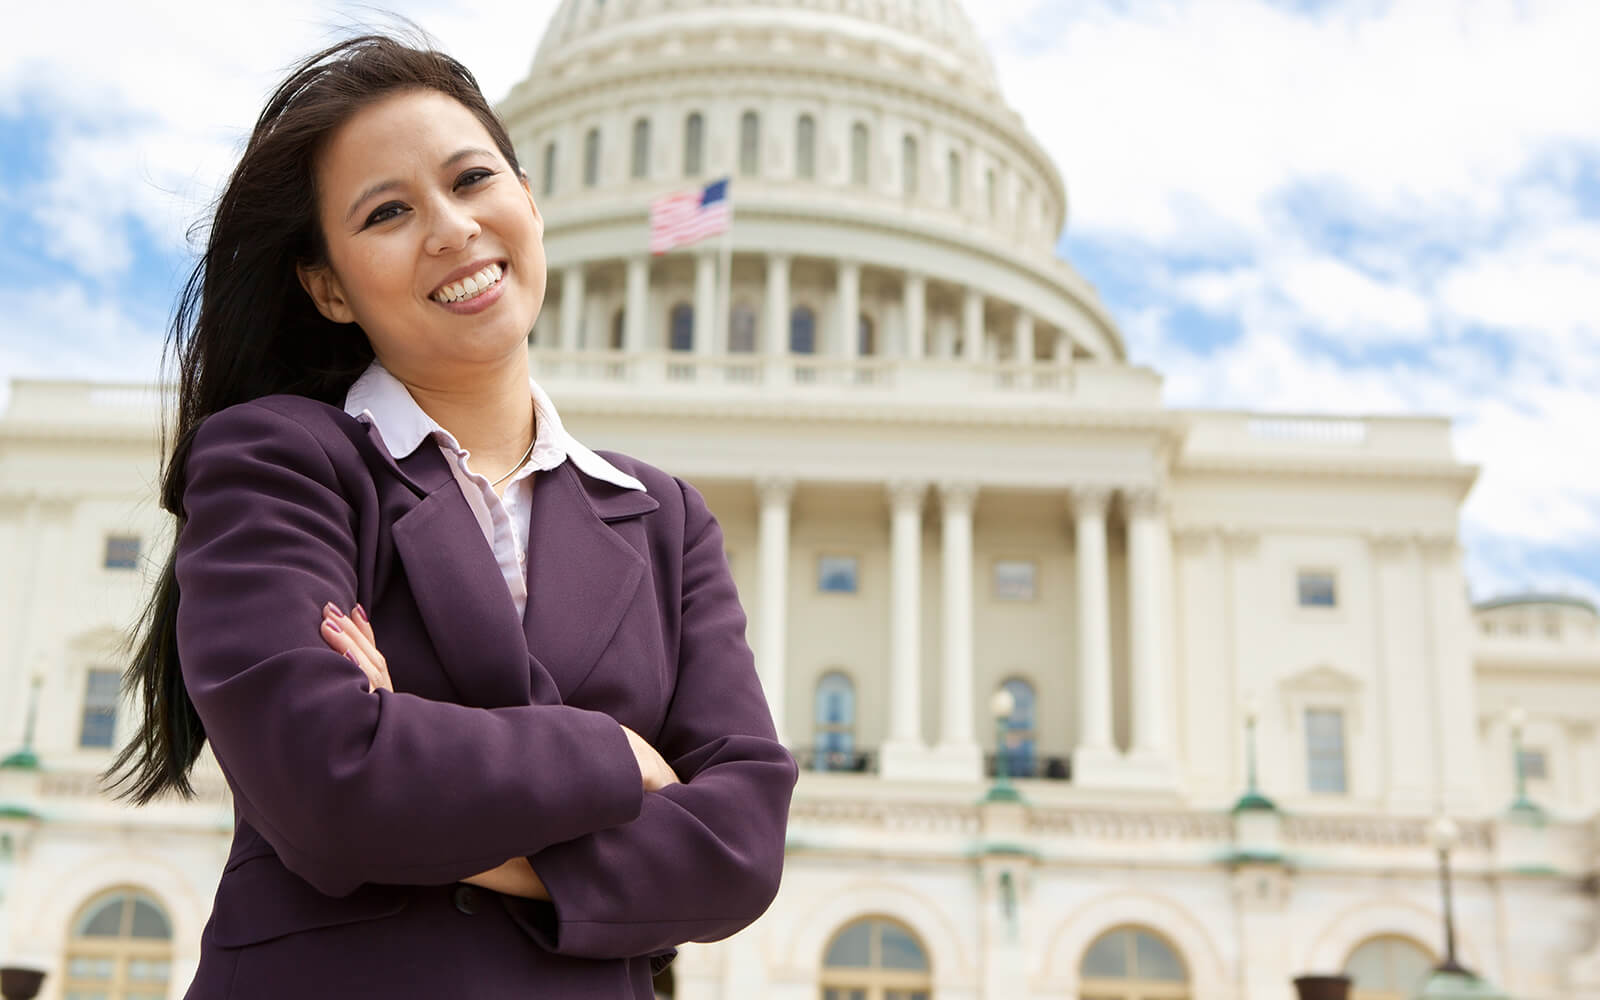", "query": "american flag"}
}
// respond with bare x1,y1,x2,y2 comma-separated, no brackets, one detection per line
649,177,731,254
